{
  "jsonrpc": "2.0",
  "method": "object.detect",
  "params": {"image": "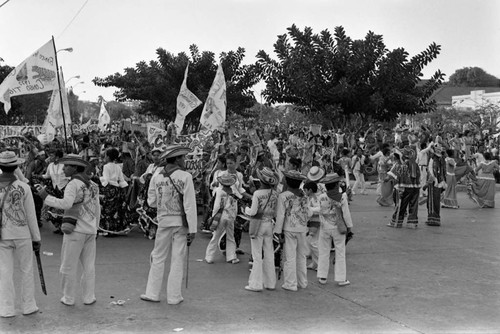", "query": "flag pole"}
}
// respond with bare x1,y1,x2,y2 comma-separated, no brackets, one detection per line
52,36,69,153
